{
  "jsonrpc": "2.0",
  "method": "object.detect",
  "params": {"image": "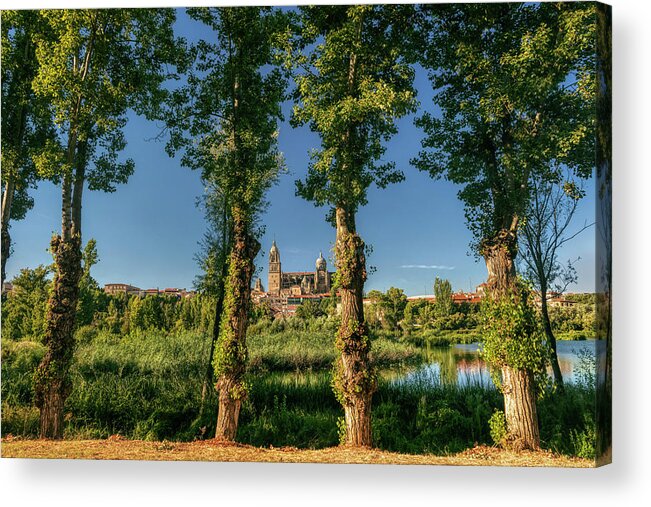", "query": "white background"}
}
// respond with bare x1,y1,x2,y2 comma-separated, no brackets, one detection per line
2,1,649,505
